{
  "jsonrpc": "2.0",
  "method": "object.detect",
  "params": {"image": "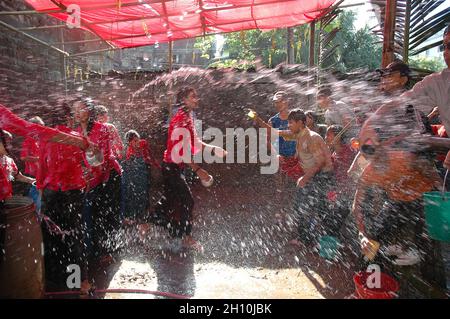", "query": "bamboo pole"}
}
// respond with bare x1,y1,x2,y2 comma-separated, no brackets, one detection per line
403,0,411,63
0,20,69,56
287,27,295,64
309,20,316,67
168,40,173,72
381,0,397,68
60,28,68,95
